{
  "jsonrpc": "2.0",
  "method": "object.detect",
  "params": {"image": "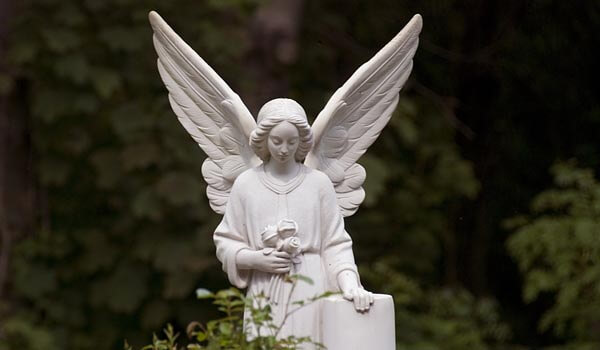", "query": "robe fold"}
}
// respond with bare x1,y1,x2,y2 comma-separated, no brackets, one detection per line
214,164,359,347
